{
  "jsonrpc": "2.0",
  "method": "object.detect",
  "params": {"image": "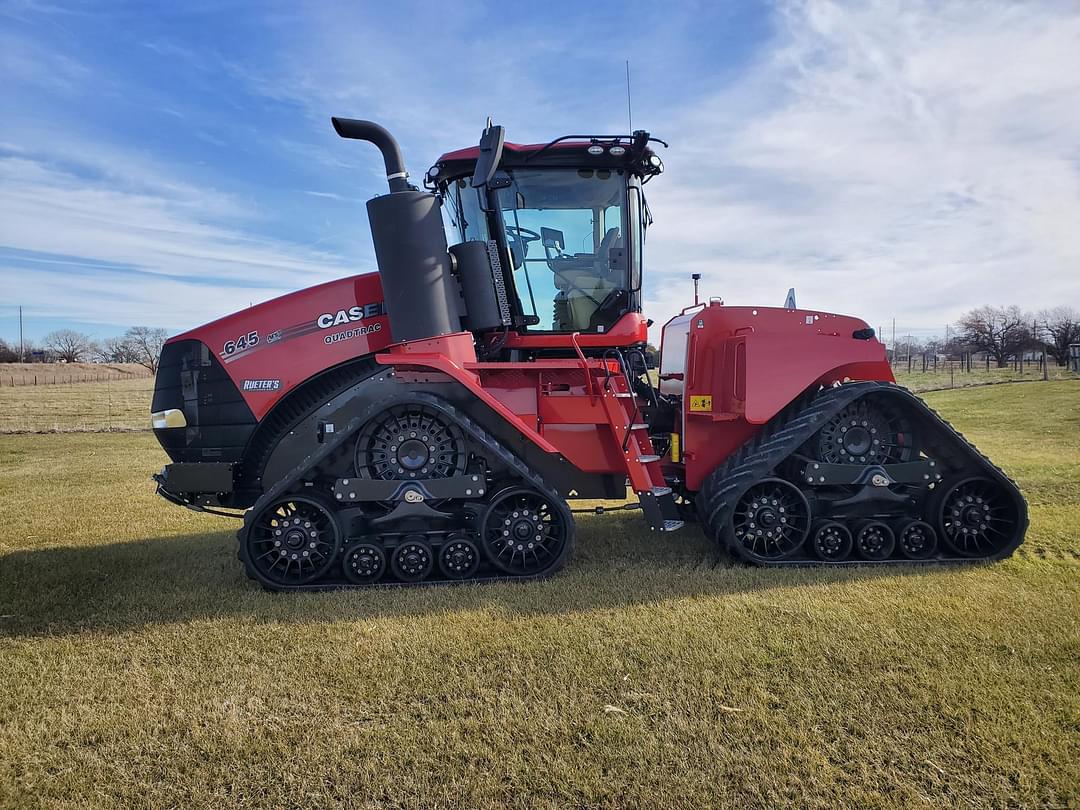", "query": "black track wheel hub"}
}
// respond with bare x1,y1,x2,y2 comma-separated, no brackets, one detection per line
438,536,481,580
896,519,938,560
245,496,342,587
480,487,573,576
729,478,811,562
342,542,387,585
391,537,434,582
810,520,853,561
854,520,895,560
